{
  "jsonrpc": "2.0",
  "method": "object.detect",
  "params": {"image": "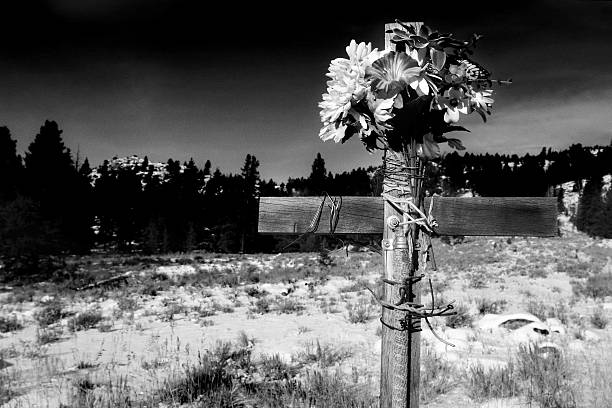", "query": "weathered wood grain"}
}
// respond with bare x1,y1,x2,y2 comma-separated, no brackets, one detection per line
258,196,558,237
385,22,424,408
